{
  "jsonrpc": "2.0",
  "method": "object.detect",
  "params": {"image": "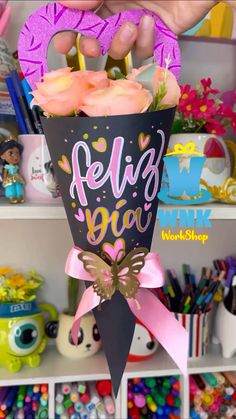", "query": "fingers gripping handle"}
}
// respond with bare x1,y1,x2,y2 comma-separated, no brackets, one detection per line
18,2,181,90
